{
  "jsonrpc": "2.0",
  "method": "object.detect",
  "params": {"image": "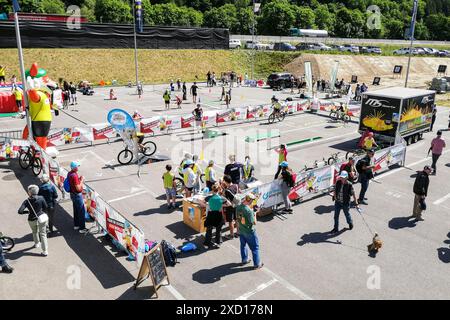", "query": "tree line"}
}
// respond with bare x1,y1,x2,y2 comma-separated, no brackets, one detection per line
0,0,449,40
